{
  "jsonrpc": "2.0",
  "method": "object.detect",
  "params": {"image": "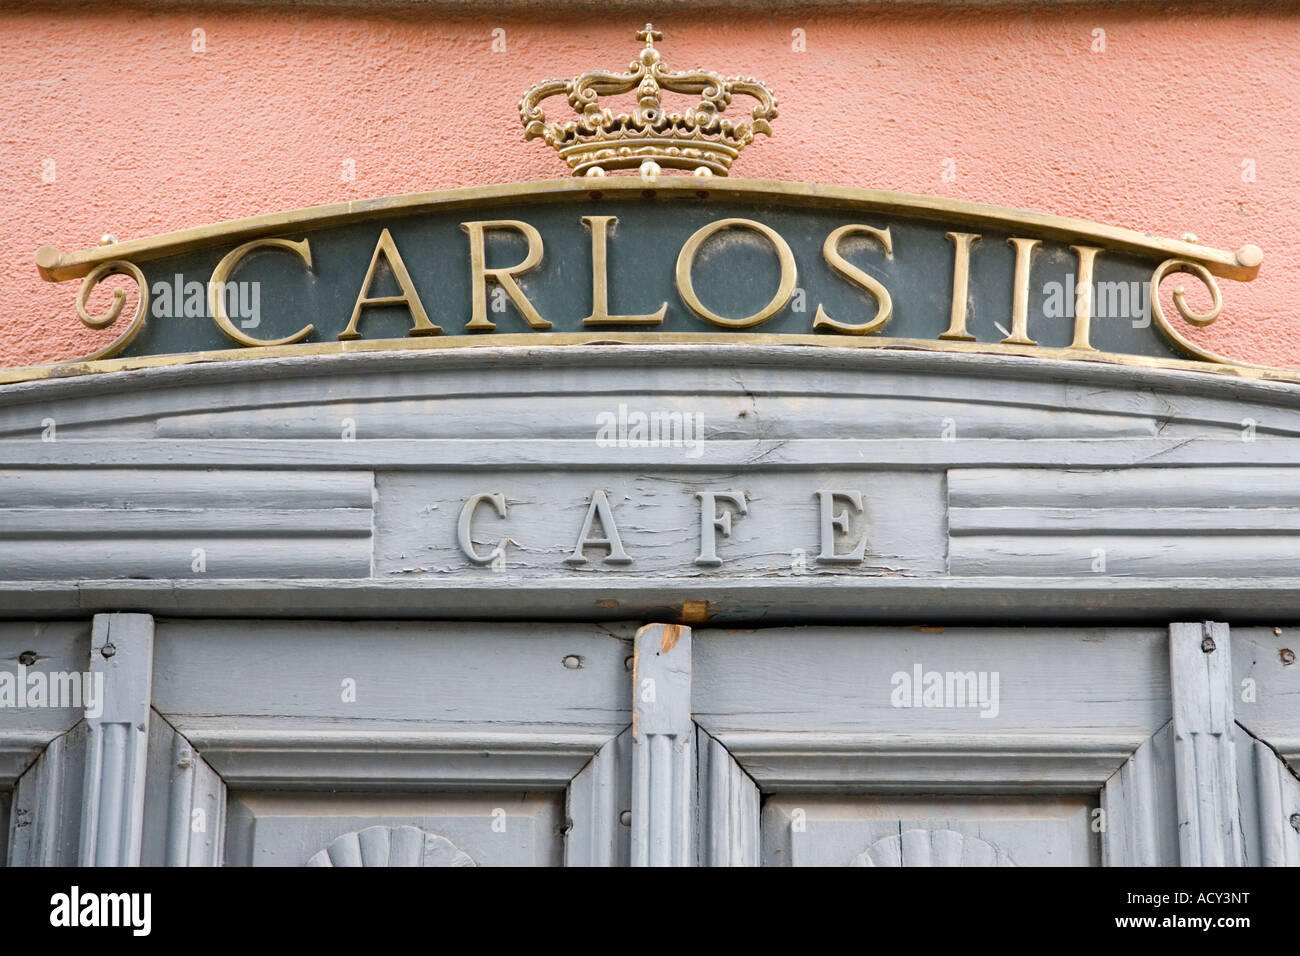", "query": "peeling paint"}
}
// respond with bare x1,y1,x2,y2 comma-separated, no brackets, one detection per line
661,624,684,653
